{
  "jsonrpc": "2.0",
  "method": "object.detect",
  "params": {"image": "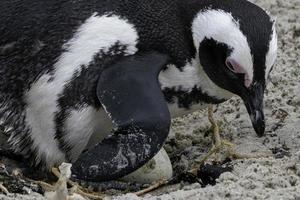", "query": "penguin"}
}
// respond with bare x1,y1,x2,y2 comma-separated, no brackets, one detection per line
0,0,277,182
